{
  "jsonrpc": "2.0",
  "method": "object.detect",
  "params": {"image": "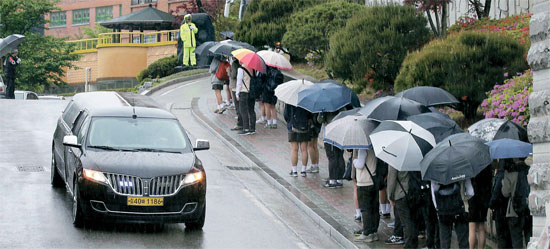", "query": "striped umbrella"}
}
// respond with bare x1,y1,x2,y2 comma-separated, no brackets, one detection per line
369,120,436,171
274,79,314,106
257,50,292,70
323,116,379,149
